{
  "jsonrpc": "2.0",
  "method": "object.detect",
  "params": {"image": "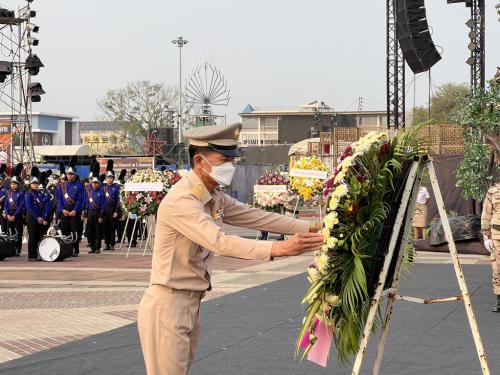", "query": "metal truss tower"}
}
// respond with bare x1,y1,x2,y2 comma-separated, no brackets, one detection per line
469,0,485,92
0,1,42,167
386,0,405,130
